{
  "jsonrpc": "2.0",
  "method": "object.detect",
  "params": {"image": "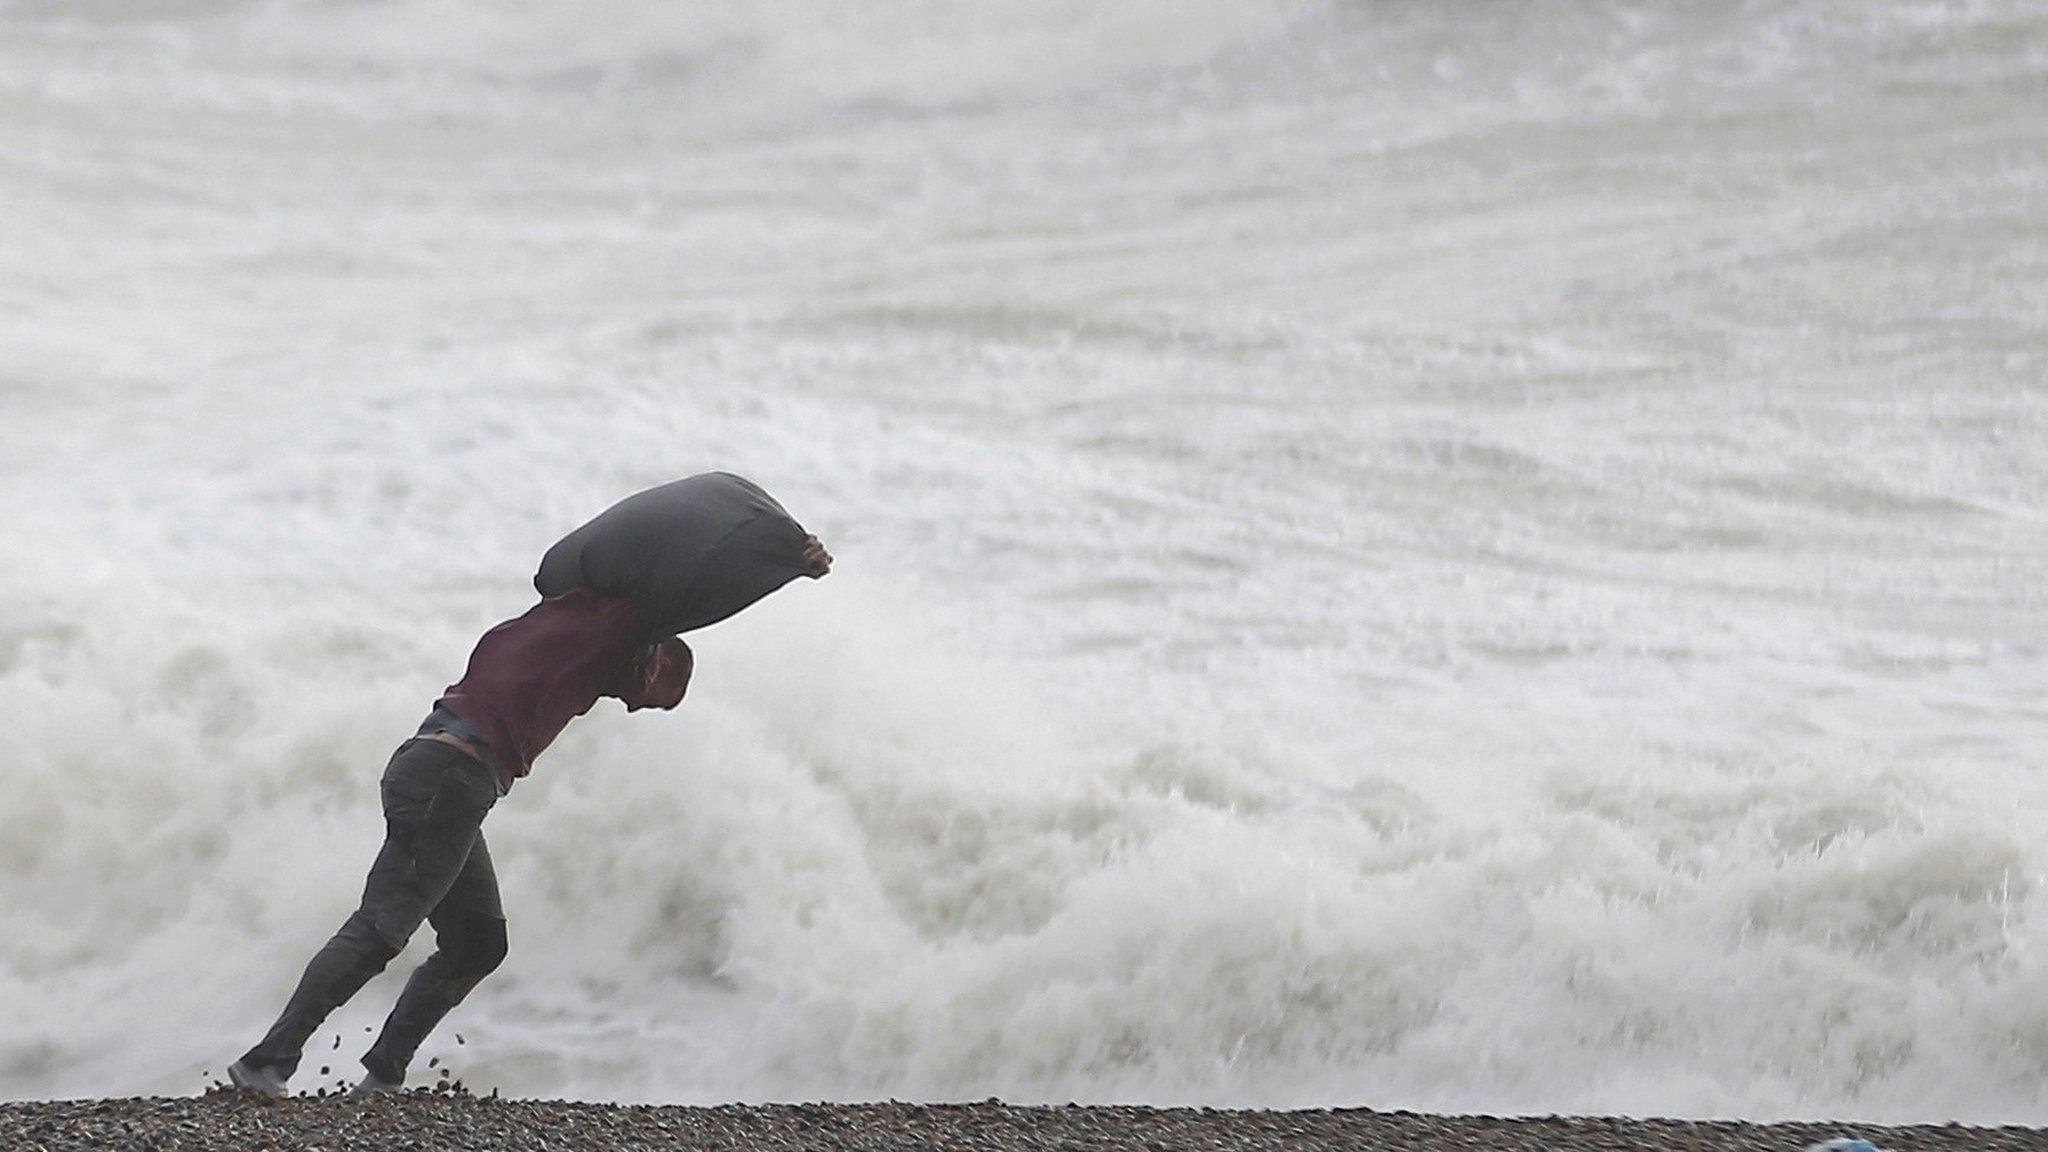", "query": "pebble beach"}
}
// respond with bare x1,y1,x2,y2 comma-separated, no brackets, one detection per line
2,1095,2041,1152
